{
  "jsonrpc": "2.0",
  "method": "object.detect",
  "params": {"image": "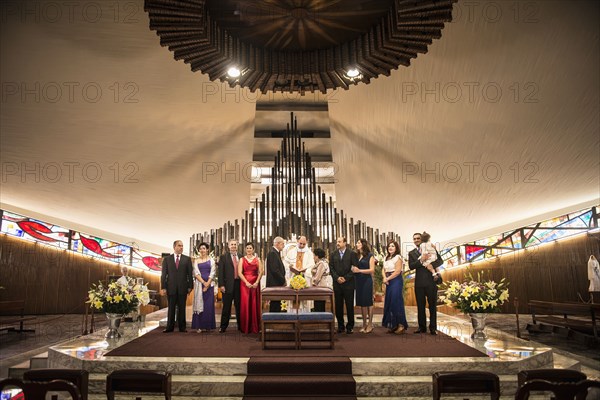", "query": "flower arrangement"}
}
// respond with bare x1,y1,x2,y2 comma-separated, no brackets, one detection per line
439,271,509,314
289,274,308,290
88,277,150,315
